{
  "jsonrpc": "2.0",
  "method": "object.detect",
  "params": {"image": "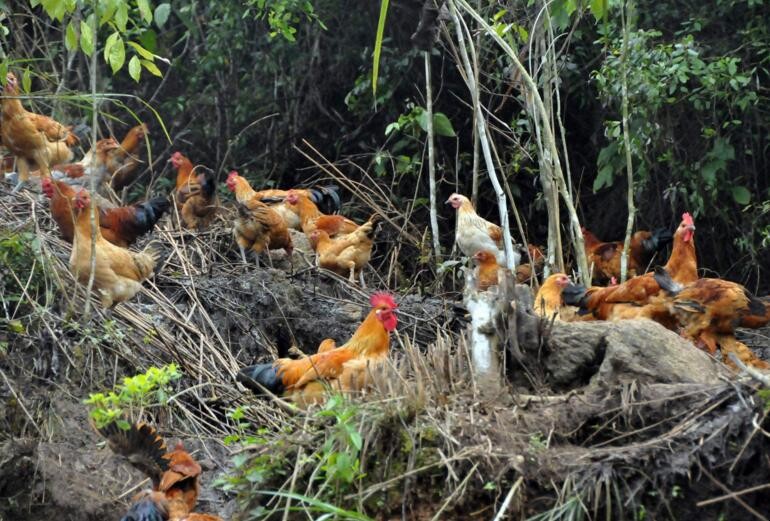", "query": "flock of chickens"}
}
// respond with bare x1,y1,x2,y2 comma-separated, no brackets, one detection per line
3,67,770,519
456,194,770,369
